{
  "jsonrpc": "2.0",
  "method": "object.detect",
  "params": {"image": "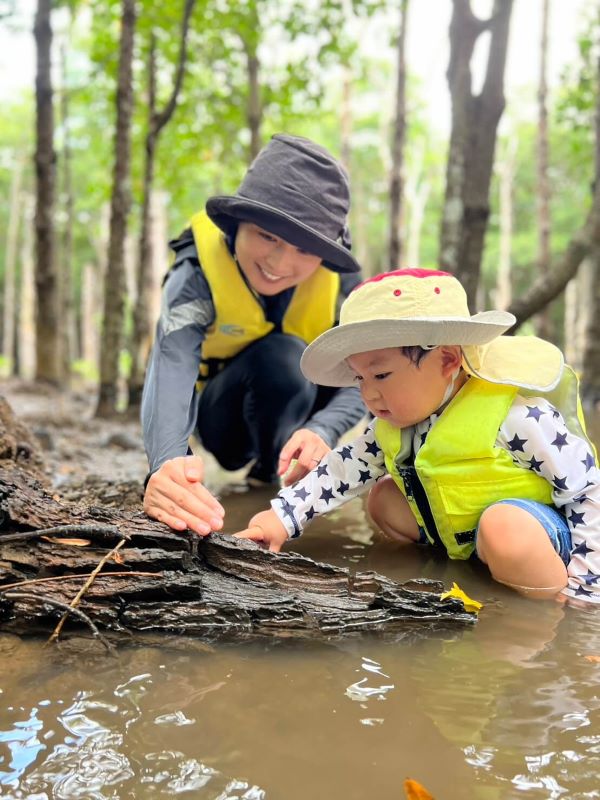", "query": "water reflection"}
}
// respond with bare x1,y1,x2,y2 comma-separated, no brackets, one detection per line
3,436,600,797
